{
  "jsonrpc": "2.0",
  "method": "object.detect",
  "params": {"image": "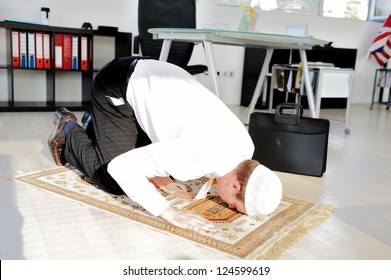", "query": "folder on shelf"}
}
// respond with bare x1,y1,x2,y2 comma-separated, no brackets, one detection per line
11,31,20,67
19,31,27,68
62,34,72,70
27,32,36,68
35,32,44,68
43,33,51,69
72,35,79,70
54,33,63,69
80,36,88,71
